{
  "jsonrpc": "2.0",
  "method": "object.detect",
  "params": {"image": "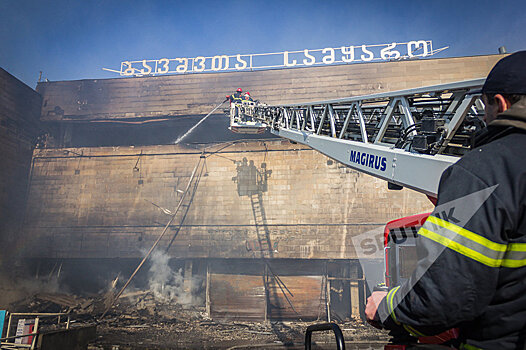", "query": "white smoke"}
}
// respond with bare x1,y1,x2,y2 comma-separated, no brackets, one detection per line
0,271,62,307
147,250,202,305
